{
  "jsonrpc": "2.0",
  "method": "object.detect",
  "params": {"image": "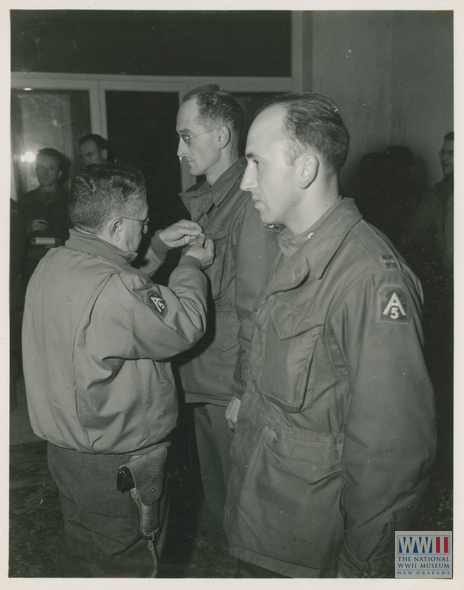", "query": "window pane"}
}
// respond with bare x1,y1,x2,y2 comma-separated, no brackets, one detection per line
11,89,91,196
